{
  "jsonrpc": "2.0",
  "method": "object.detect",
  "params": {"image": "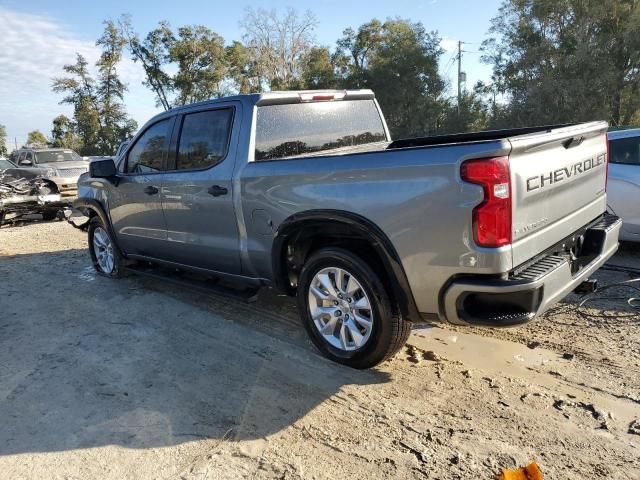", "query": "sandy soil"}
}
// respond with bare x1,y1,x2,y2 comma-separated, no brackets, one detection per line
0,220,638,479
